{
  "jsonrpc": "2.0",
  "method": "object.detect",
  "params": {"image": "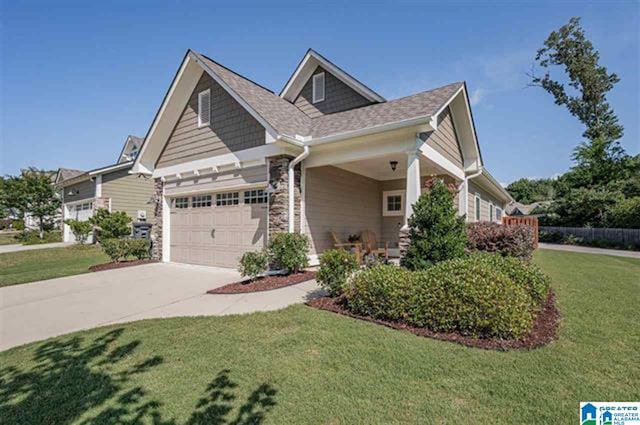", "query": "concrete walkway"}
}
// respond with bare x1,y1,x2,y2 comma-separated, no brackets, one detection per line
0,263,323,351
0,242,72,254
539,243,640,259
